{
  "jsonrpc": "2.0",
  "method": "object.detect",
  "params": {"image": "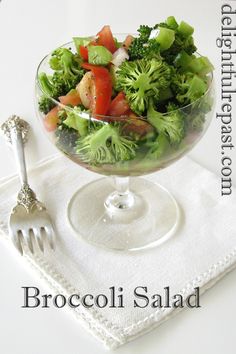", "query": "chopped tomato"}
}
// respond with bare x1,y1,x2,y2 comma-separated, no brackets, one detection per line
44,106,59,132
59,90,81,106
108,92,130,116
79,46,89,61
82,63,112,116
96,25,117,54
123,35,134,50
